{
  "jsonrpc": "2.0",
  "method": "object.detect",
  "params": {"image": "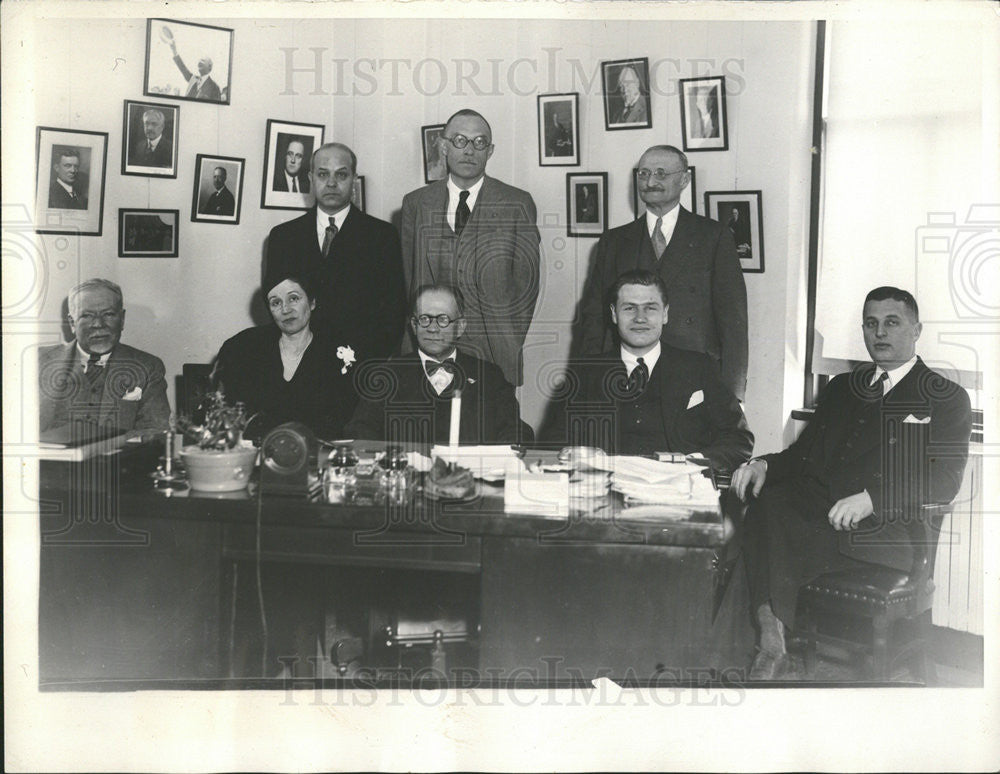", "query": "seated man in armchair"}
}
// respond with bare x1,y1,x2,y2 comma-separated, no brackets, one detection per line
732,286,972,679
